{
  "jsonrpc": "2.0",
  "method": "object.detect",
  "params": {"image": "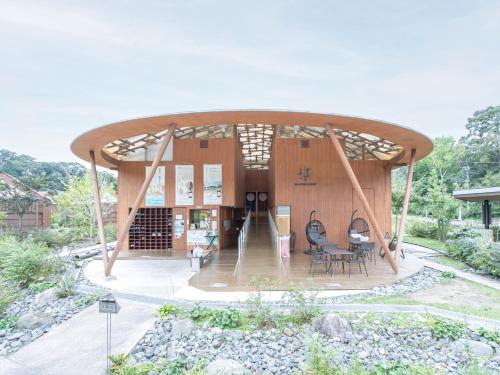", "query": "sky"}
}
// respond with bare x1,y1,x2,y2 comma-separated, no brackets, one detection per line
0,0,499,164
